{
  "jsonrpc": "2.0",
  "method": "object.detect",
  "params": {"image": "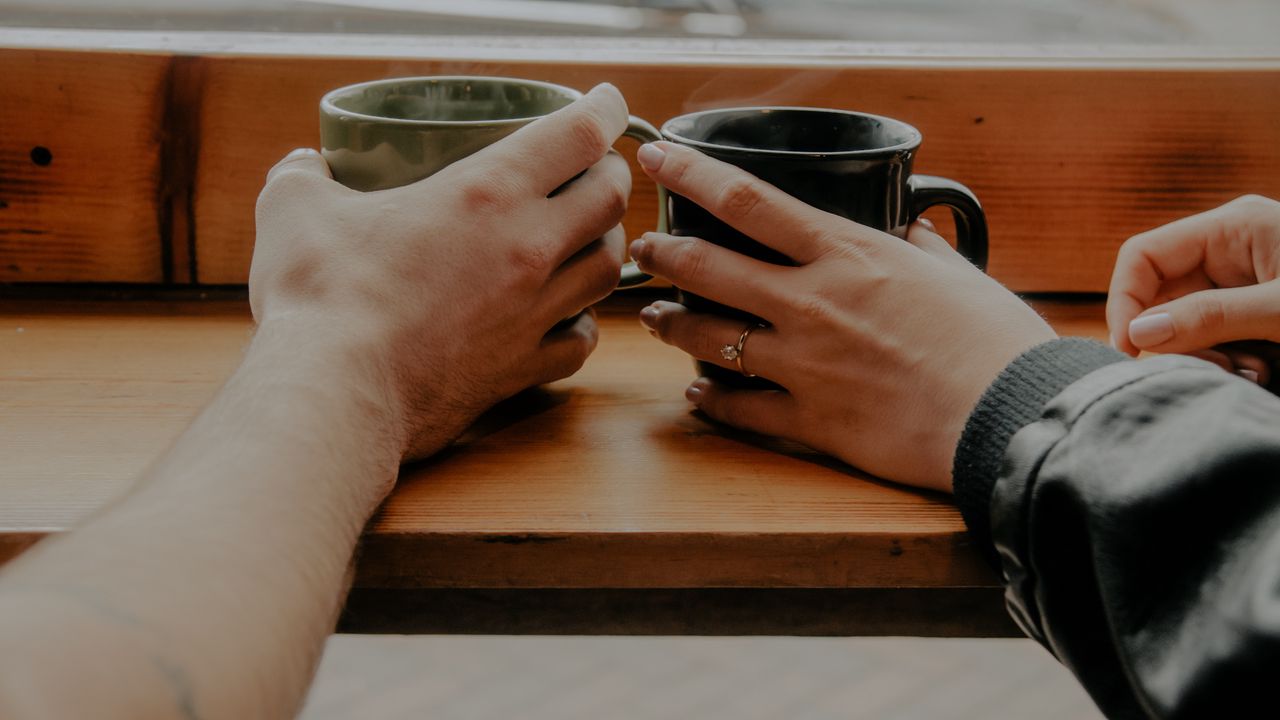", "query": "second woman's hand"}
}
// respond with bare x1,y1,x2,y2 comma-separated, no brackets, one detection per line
1106,194,1280,386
